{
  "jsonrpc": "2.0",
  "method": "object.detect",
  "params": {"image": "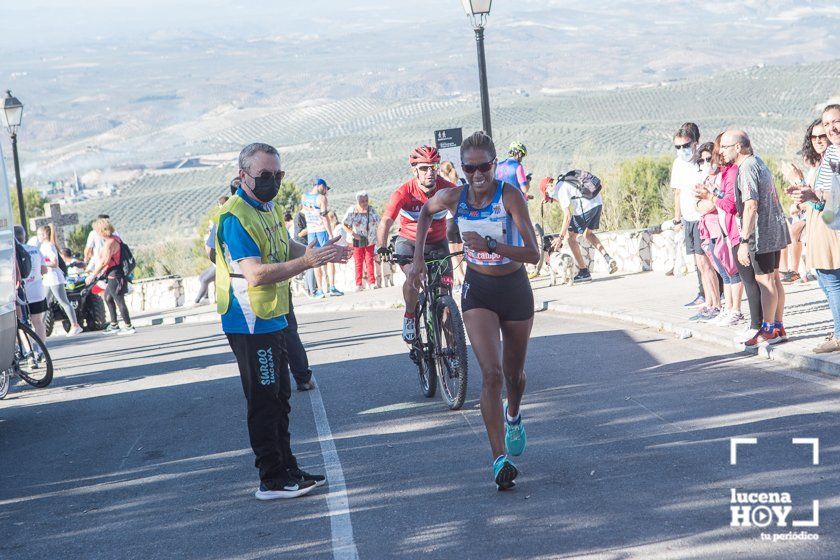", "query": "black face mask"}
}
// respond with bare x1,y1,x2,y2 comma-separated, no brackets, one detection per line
251,175,280,203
